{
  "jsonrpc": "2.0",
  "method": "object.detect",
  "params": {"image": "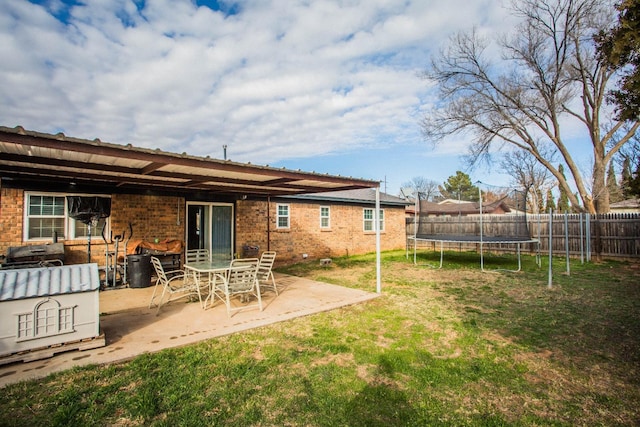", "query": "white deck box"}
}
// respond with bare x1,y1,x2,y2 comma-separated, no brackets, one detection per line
0,263,103,363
